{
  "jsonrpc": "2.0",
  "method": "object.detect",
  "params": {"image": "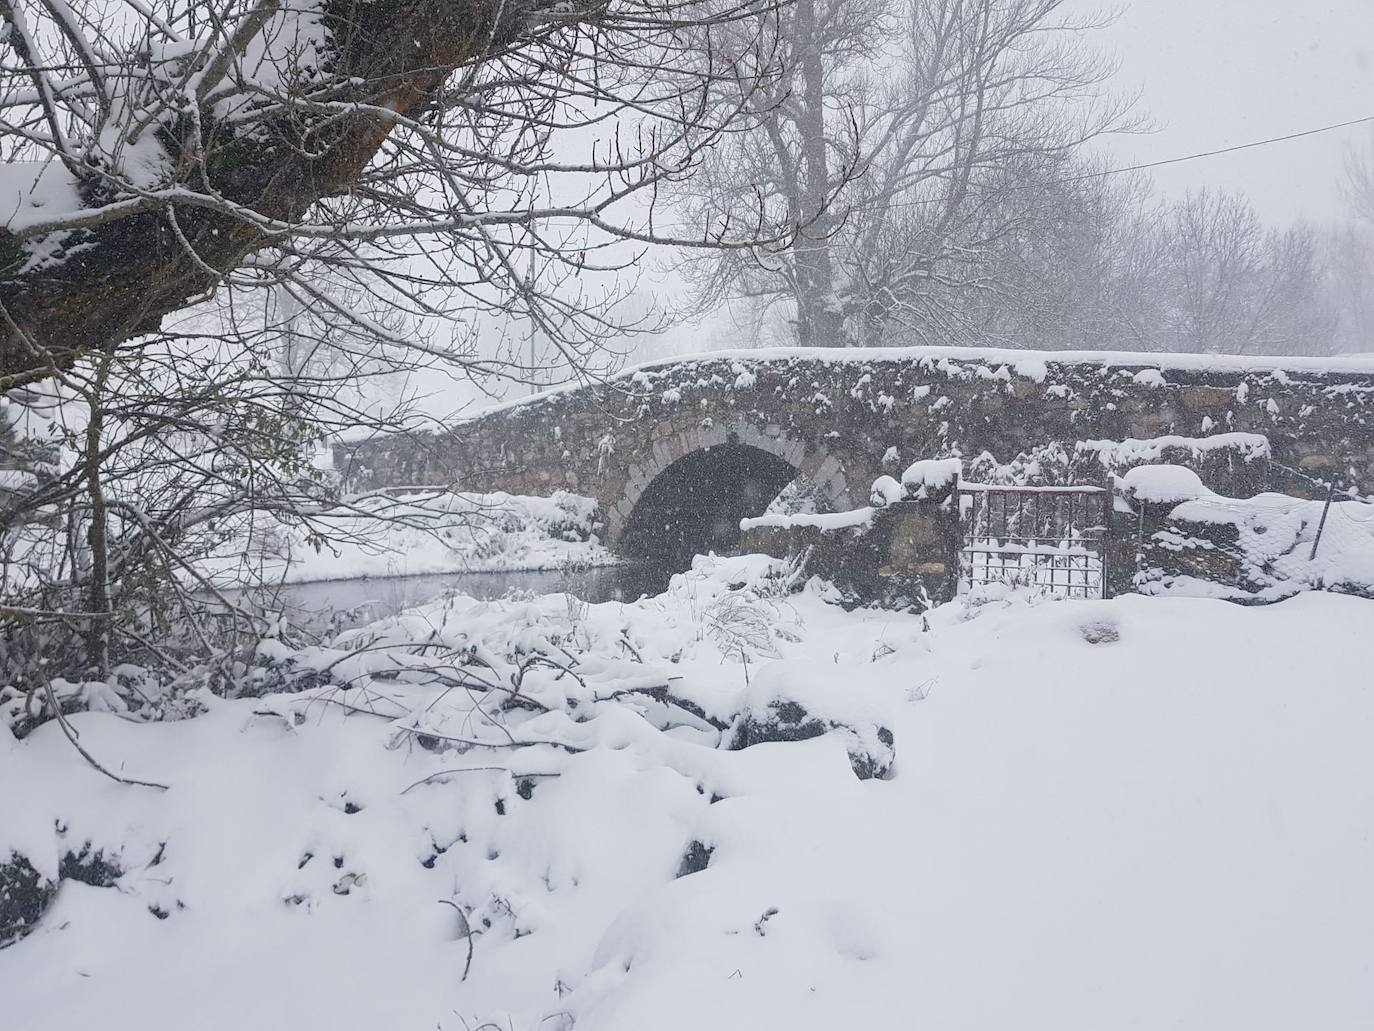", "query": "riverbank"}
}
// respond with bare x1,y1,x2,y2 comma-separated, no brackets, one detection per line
200,488,620,587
